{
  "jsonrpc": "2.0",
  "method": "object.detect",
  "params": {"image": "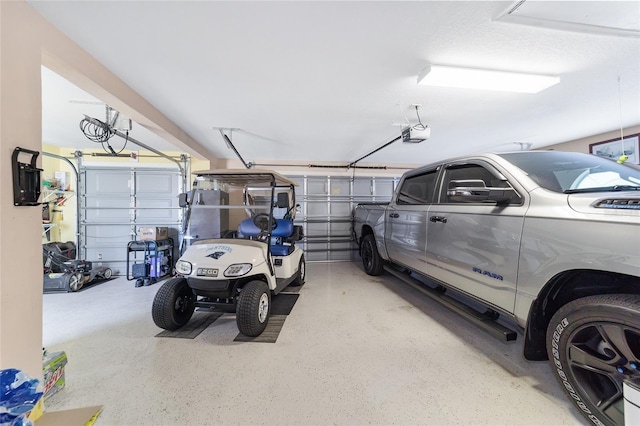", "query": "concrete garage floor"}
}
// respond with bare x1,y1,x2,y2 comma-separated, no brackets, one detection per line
43,262,586,425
